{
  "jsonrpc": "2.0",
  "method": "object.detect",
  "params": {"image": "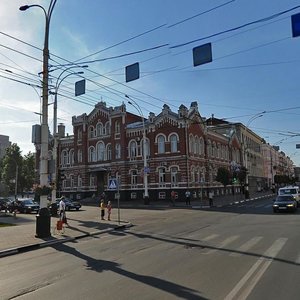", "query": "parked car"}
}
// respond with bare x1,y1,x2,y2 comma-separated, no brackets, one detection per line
49,198,82,211
0,197,10,211
8,199,40,214
273,195,298,213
